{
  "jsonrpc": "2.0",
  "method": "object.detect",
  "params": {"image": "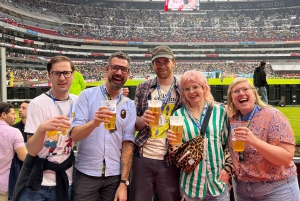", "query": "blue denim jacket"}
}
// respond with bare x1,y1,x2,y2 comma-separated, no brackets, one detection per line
9,154,22,200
